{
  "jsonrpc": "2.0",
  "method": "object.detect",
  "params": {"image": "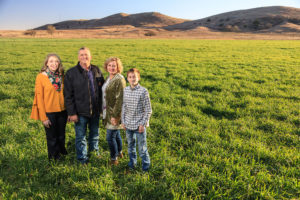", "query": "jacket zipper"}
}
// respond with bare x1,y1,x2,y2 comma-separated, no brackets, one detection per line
86,71,93,116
